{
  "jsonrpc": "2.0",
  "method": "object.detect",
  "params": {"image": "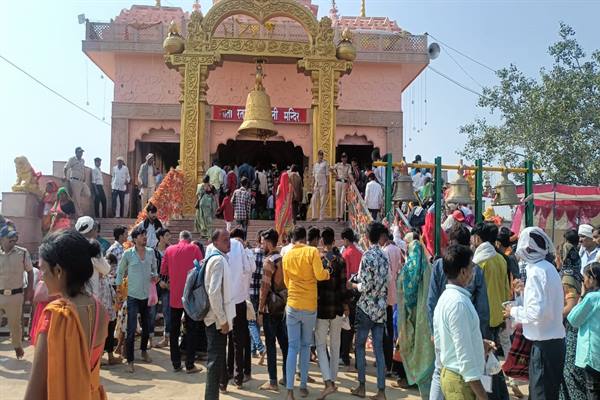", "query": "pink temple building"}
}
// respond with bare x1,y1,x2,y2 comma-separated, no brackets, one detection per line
83,0,429,201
